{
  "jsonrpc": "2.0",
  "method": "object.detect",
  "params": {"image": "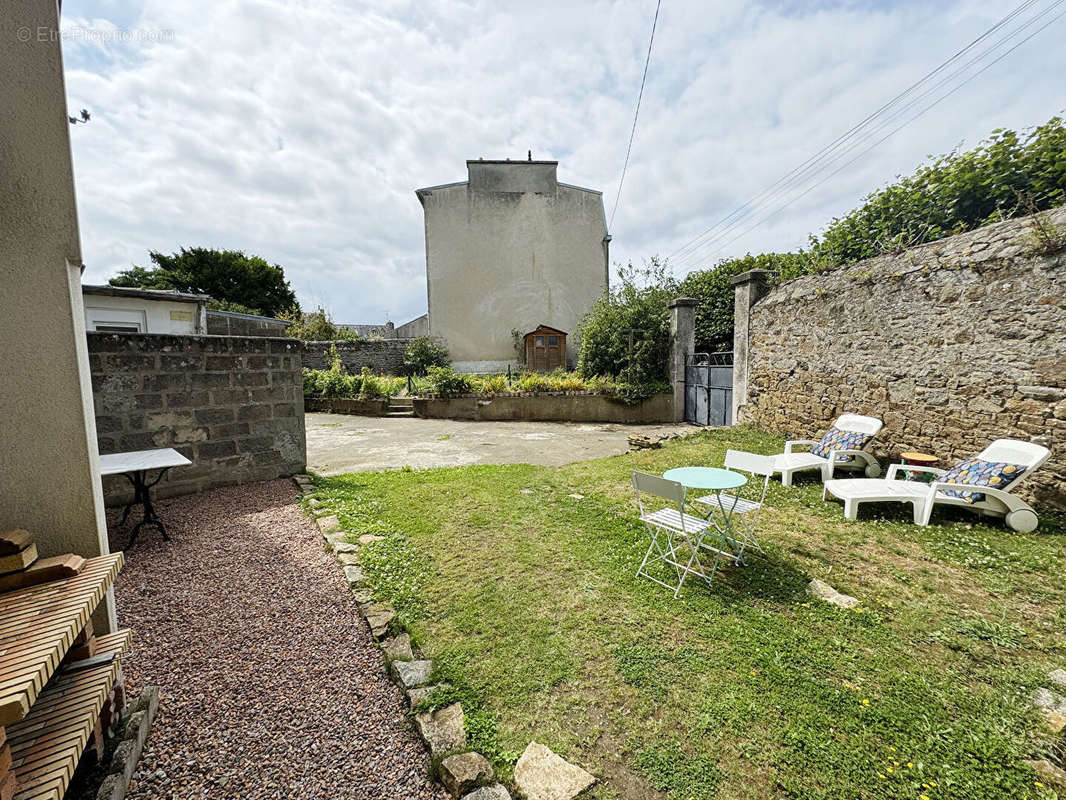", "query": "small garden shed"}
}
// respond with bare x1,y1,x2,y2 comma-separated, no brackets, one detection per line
524,325,567,371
